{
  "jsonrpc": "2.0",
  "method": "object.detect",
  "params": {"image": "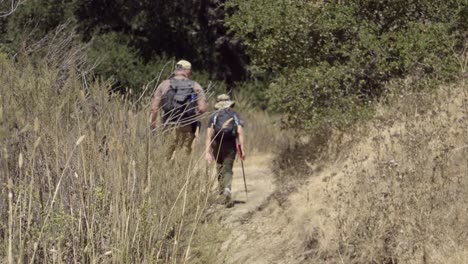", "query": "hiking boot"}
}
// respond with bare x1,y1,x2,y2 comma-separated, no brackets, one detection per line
225,200,234,208
223,188,233,208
